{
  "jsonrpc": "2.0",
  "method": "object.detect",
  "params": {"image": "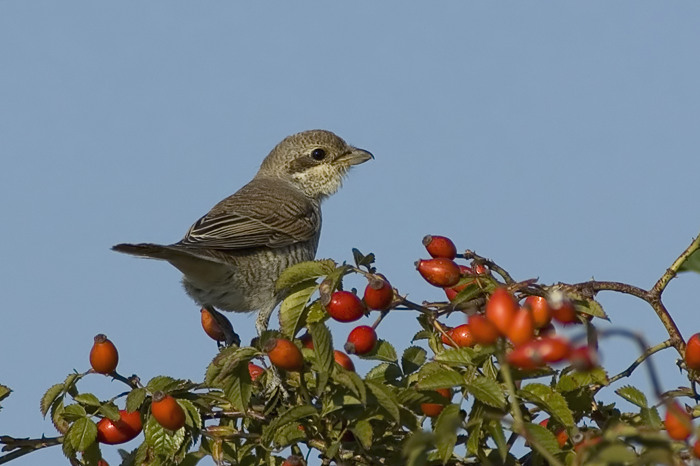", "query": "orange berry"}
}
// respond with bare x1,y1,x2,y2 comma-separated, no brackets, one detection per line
90,334,119,375
444,324,475,348
333,350,355,371
248,362,265,381
416,258,461,287
345,325,377,355
507,336,572,369
326,291,365,322
363,276,394,310
539,418,568,448
420,388,452,417
281,455,305,466
265,338,304,371
151,392,186,431
524,296,552,329
685,333,700,370
96,410,142,444
200,307,236,344
551,299,579,324
506,307,535,346
569,346,598,371
422,235,457,259
693,439,700,458
665,401,692,441
485,287,518,335
468,314,500,345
